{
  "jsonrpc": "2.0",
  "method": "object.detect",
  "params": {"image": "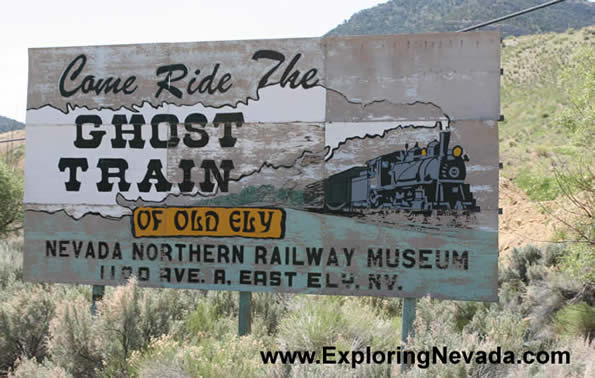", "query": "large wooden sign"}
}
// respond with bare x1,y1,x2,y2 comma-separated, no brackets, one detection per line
25,32,500,301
